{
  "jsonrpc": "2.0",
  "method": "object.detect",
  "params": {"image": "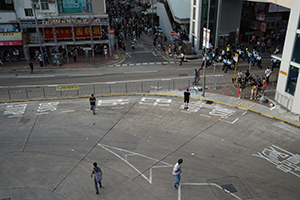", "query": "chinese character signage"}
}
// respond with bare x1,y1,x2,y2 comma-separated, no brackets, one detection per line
44,26,102,39
42,18,102,25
